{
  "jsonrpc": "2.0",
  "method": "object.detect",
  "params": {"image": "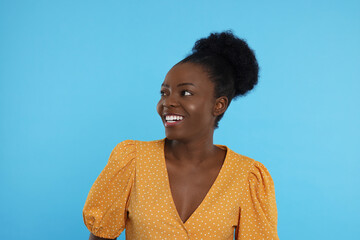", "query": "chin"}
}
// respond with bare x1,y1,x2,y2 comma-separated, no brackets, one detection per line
165,129,184,141
165,130,195,143
164,132,177,141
